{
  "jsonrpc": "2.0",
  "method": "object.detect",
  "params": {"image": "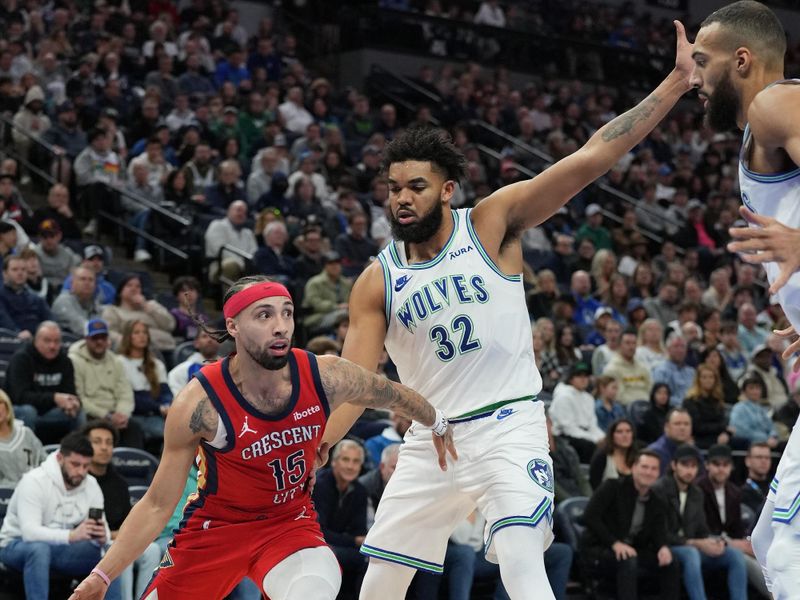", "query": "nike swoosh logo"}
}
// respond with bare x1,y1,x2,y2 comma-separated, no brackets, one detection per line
497,409,515,420
394,275,412,292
